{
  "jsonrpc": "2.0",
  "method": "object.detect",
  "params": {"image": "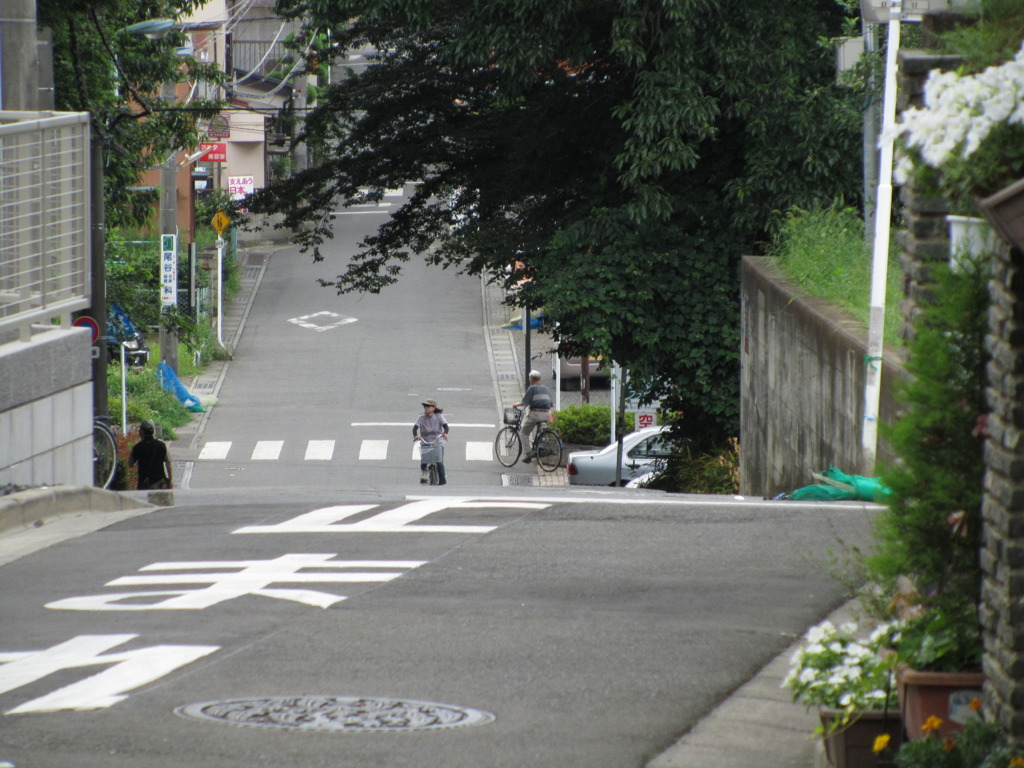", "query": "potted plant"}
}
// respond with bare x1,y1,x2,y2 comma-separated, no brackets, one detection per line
882,714,1024,767
865,257,990,740
890,41,1024,249
784,617,904,768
